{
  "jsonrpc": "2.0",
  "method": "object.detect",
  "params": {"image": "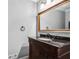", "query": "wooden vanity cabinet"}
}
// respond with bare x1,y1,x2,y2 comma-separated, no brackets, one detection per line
28,37,70,59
